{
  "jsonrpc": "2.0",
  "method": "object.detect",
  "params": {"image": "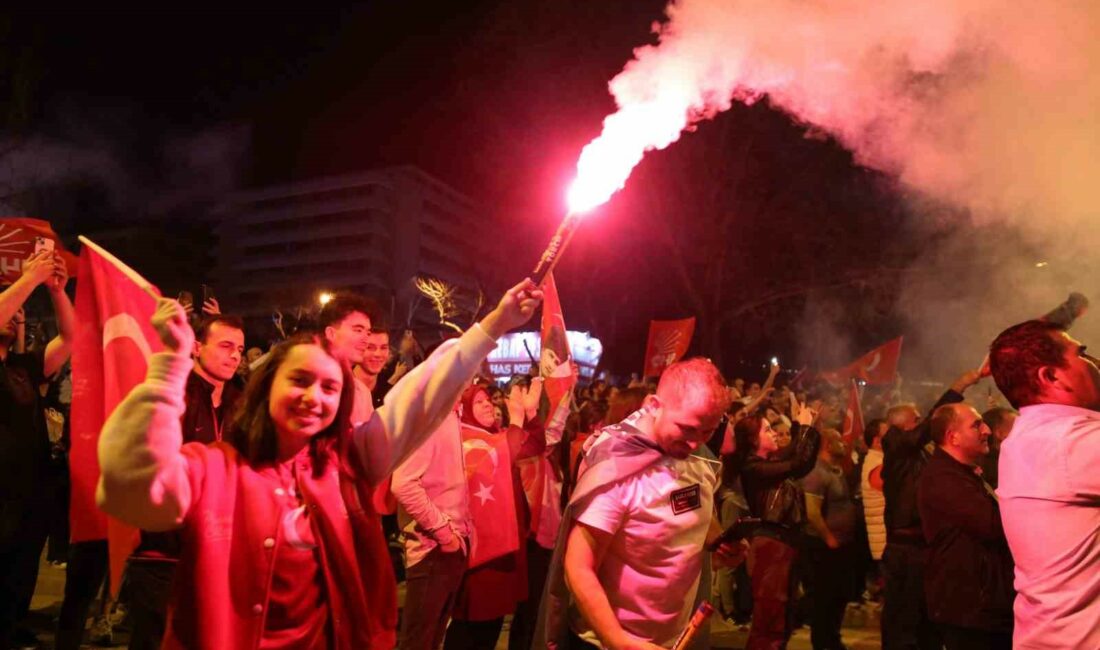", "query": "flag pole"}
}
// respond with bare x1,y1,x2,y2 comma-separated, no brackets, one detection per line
77,236,160,300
